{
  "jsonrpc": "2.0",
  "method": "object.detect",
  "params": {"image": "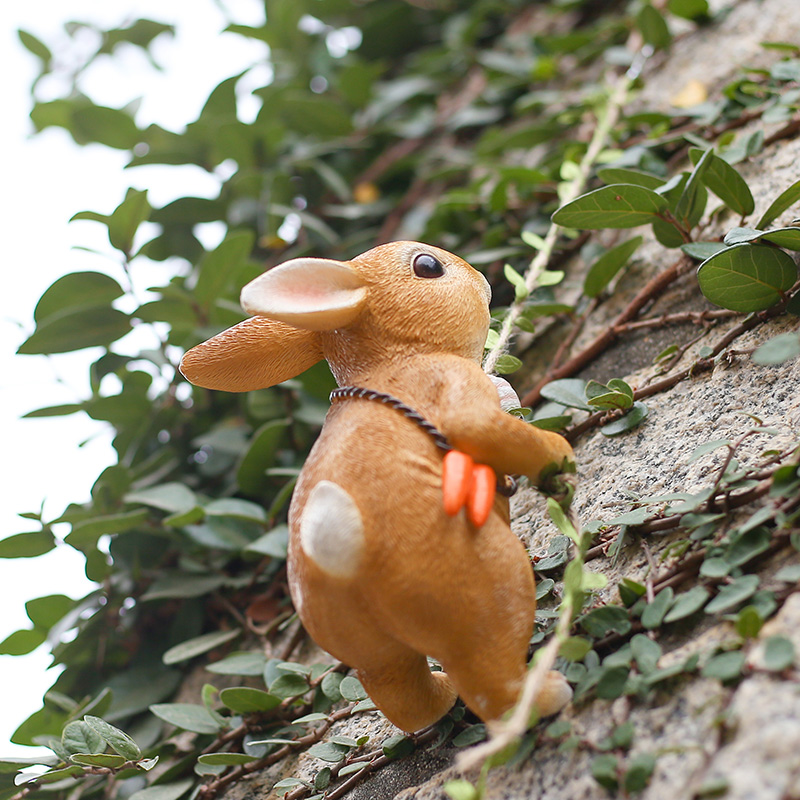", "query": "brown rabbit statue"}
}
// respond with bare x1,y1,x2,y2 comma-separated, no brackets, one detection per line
180,241,575,733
